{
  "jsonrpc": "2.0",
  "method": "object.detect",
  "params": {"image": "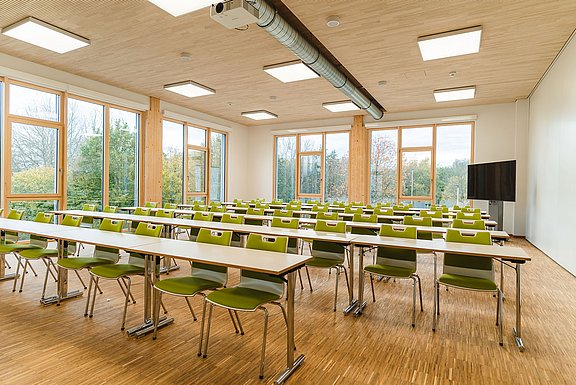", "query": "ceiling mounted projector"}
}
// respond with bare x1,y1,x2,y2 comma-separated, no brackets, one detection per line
210,0,259,29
